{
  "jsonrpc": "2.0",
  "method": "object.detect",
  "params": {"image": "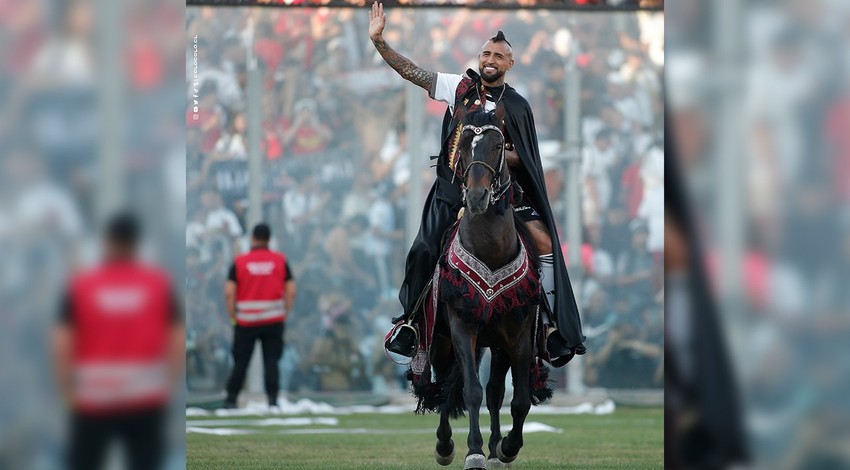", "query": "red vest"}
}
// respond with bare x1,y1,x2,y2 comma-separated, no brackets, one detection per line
69,261,172,413
234,248,288,327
